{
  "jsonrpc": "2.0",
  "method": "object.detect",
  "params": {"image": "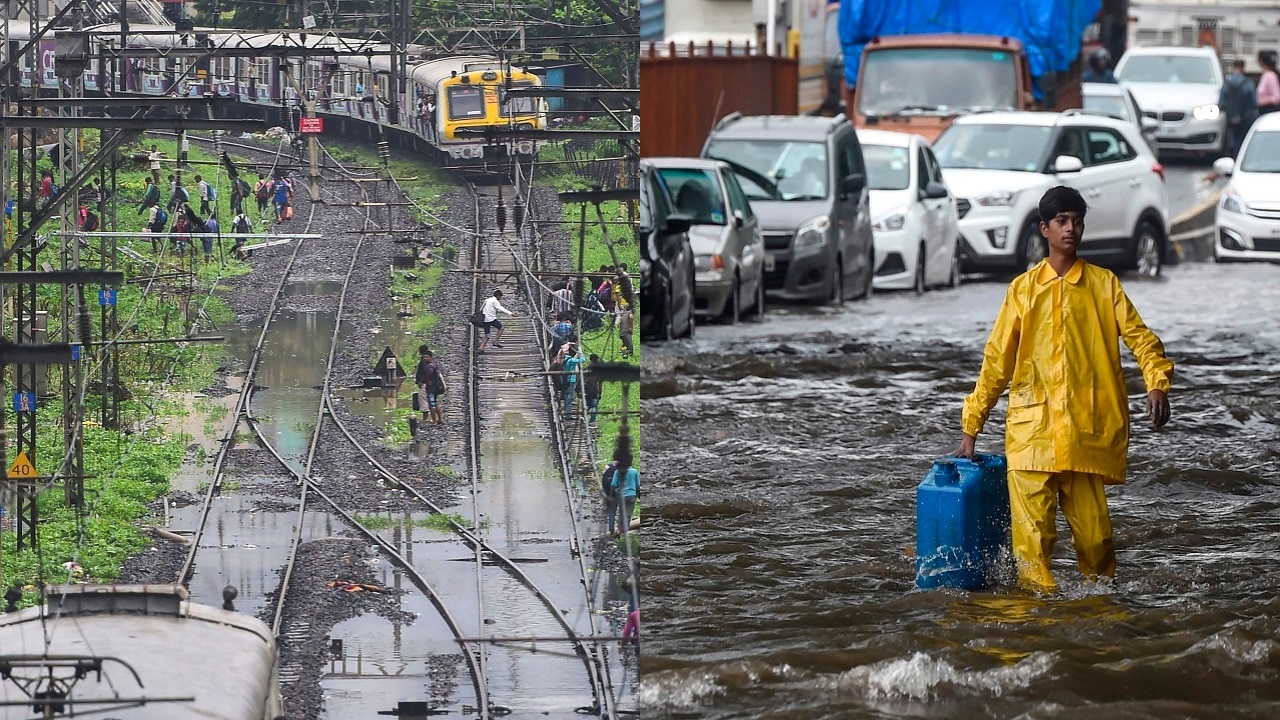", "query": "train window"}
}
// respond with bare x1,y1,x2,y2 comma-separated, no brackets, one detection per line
501,81,535,117
449,86,485,119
